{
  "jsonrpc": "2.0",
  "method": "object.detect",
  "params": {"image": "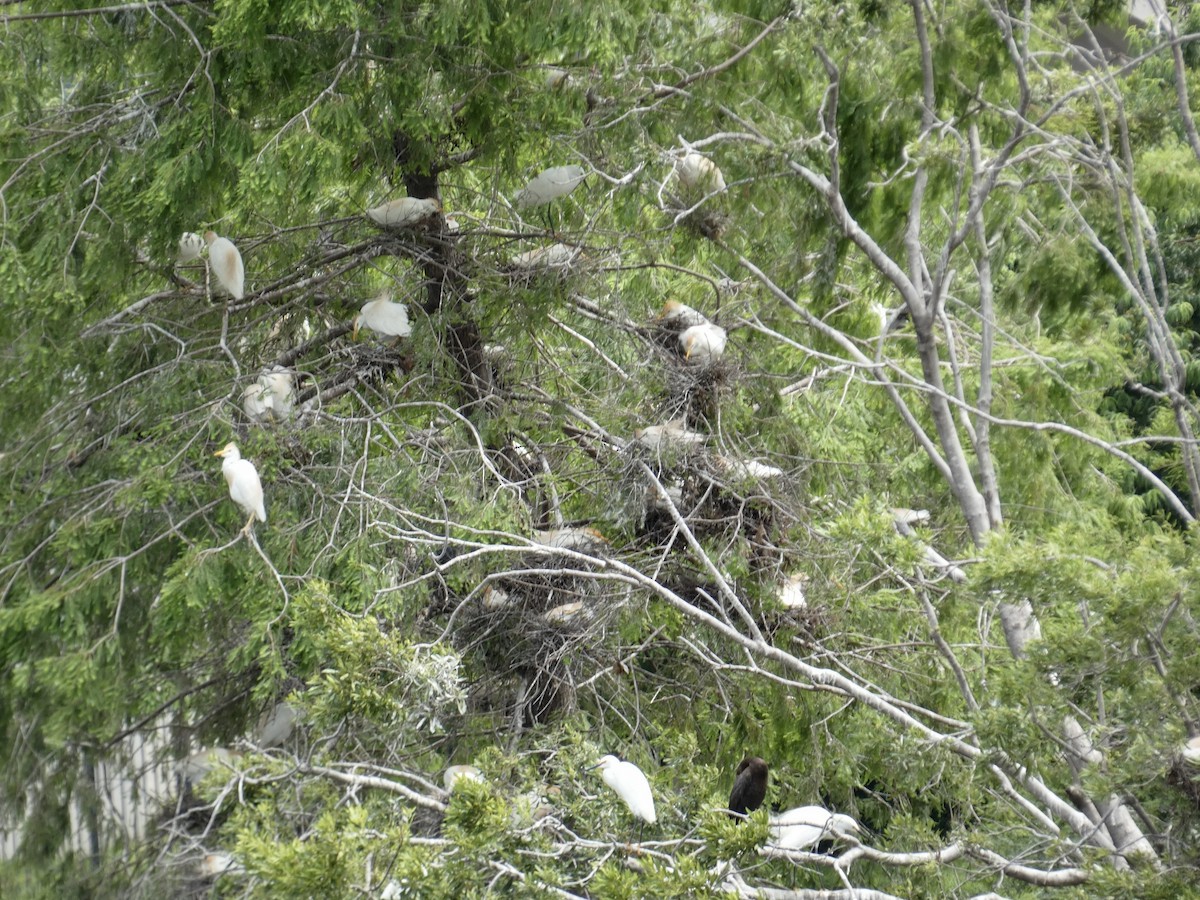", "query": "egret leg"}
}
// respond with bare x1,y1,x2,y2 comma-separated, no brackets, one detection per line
241,514,256,536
